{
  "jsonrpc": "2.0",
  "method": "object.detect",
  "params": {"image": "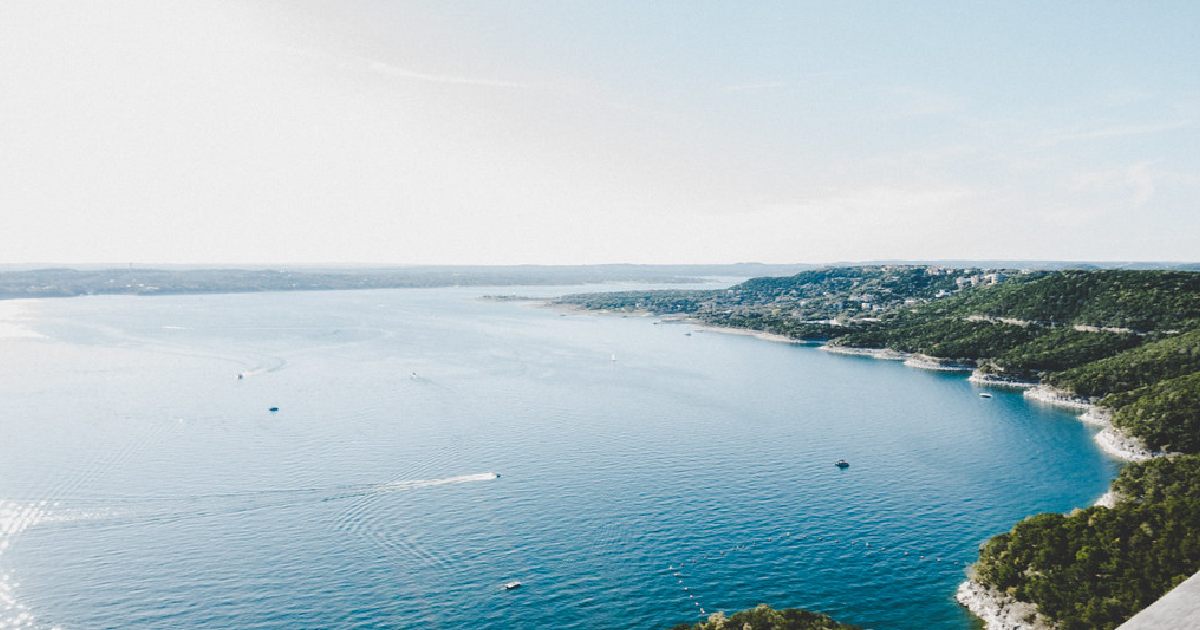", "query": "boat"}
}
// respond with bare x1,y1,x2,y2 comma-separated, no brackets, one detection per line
684,332,692,336
835,459,850,468
502,581,522,590
237,373,244,380
268,407,279,413
979,393,992,399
